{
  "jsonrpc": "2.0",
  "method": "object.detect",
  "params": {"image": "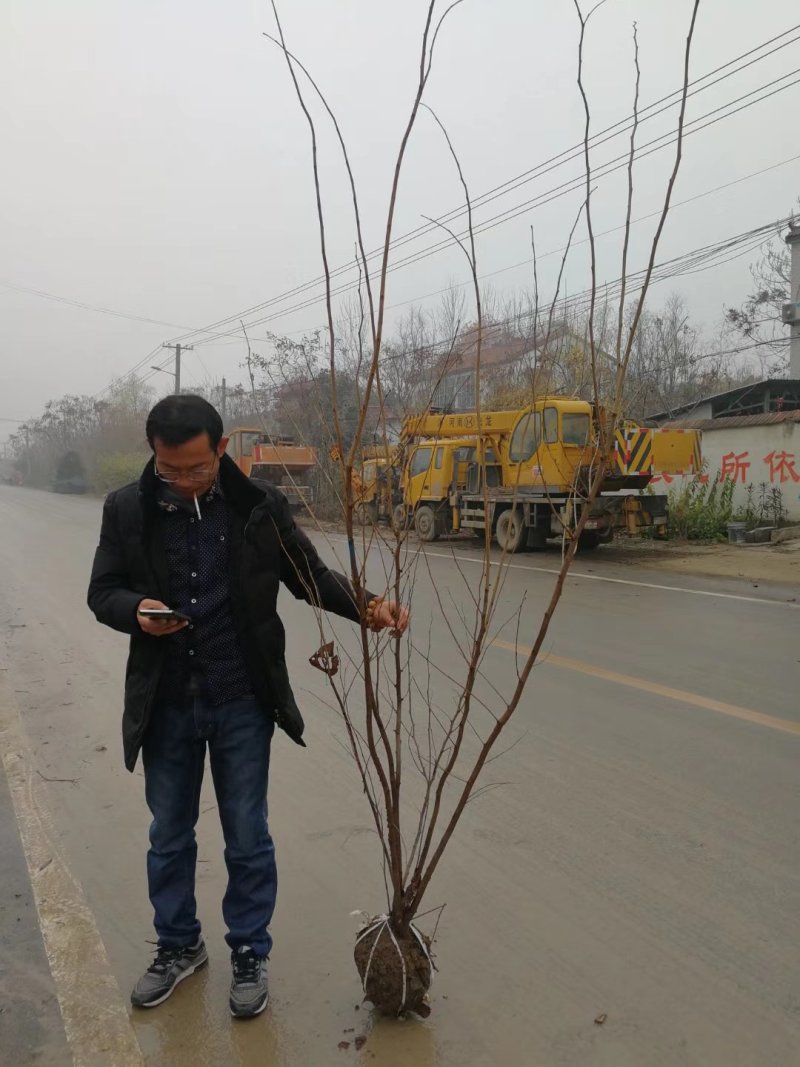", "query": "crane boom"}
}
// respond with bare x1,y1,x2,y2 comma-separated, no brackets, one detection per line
401,409,520,441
